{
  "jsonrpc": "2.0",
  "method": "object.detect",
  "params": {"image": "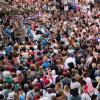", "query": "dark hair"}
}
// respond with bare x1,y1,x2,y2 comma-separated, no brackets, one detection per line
82,80,86,86
91,94,97,100
70,88,79,96
72,77,76,82
0,94,4,99
92,81,98,88
21,47,26,52
0,86,3,91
